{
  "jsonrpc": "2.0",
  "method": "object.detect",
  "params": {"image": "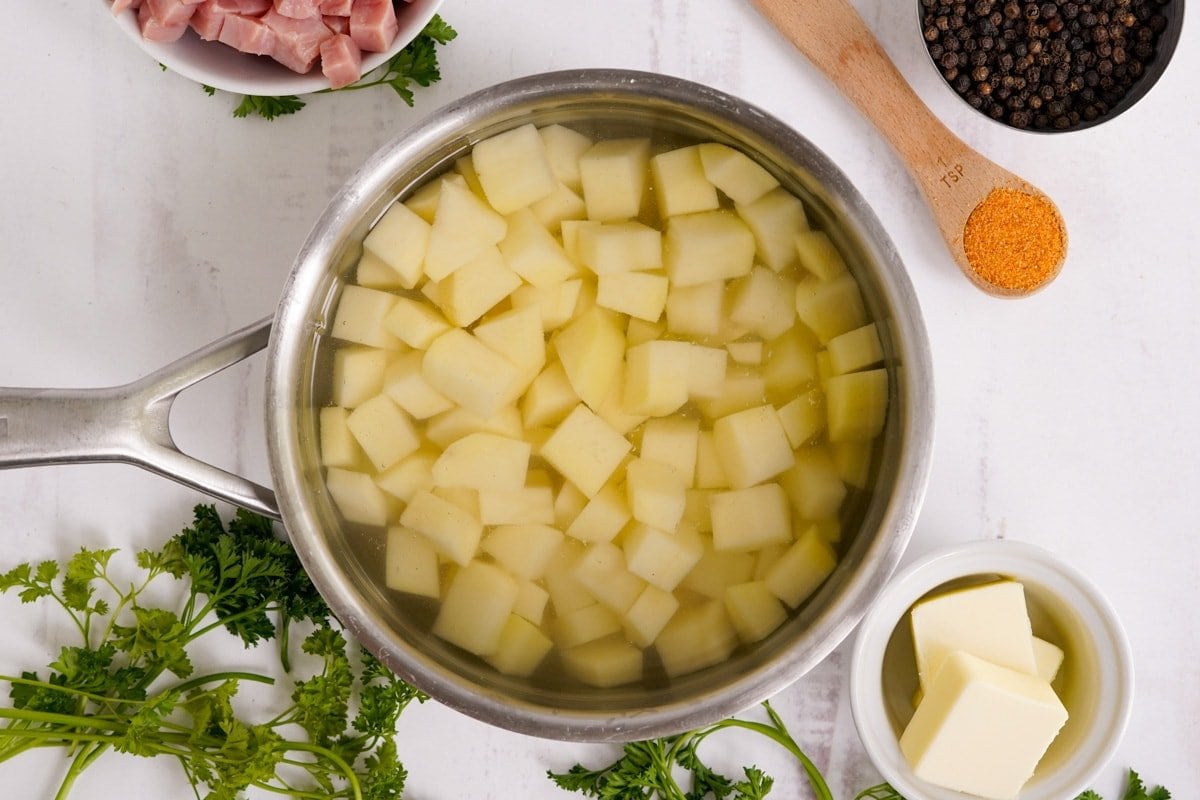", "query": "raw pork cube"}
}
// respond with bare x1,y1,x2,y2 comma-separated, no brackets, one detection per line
323,13,350,33
211,0,271,11
320,0,353,14
190,3,227,40
147,0,199,26
274,0,321,18
350,0,399,52
263,8,333,73
138,4,190,41
219,13,276,55
112,0,142,16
